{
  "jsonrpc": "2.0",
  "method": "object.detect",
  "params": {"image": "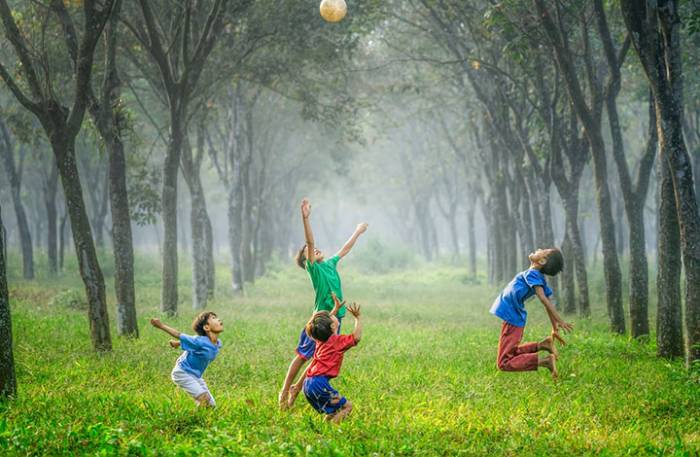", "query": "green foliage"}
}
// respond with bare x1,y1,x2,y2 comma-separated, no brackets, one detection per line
350,238,417,273
1,262,699,456
47,288,87,311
